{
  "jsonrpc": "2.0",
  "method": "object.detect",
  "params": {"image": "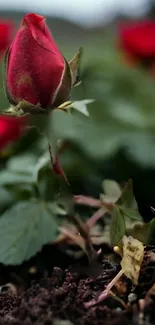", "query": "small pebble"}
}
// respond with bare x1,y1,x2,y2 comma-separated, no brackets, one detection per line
29,266,37,274
115,307,122,313
128,293,137,303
